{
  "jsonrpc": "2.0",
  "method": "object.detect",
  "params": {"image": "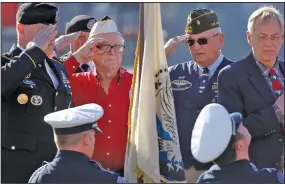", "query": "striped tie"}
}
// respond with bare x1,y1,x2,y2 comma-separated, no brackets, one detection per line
268,68,283,97
199,67,209,94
